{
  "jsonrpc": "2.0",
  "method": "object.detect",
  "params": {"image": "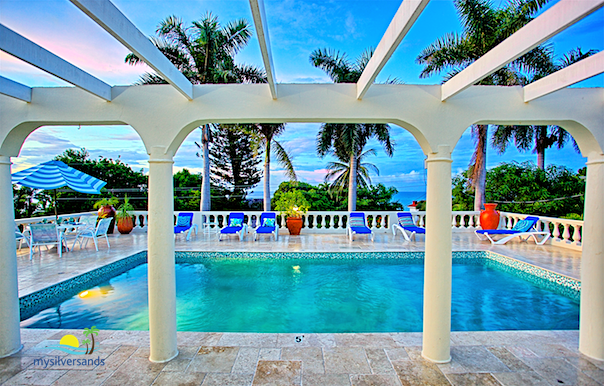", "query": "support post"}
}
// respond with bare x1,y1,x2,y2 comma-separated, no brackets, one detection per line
422,145,452,363
579,153,604,361
0,156,22,358
147,147,178,363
